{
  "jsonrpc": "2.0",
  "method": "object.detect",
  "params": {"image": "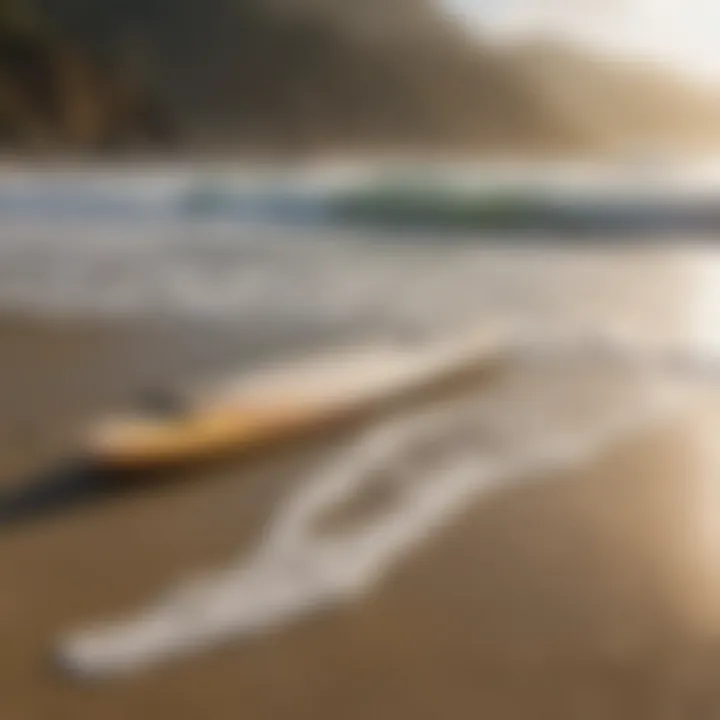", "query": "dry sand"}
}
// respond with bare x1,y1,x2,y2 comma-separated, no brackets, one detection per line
2,313,720,718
